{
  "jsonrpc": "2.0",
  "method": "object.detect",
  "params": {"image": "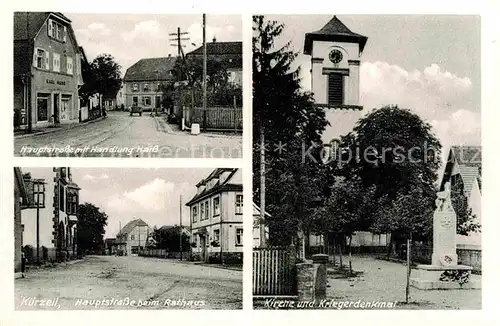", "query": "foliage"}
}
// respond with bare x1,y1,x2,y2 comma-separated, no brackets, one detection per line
439,270,471,286
451,179,481,235
252,15,330,246
76,202,108,254
152,226,190,252
85,54,123,100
